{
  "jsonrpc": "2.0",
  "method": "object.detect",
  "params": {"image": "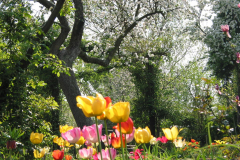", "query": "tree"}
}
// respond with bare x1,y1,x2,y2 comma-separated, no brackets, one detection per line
204,0,240,124
1,0,192,128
